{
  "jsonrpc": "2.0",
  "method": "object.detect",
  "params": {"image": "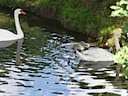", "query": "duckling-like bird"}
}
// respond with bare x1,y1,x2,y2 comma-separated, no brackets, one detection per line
73,41,90,51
